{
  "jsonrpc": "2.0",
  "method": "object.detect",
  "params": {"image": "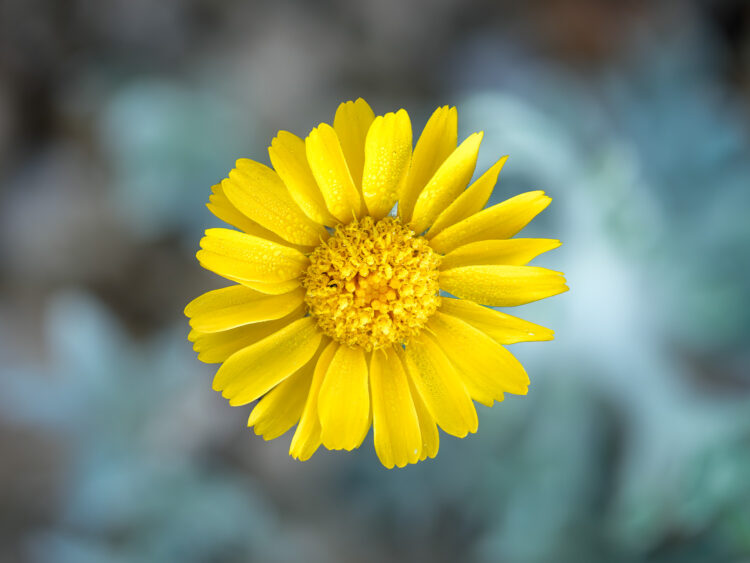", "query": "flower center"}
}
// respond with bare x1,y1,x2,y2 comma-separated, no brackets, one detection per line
302,216,441,351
